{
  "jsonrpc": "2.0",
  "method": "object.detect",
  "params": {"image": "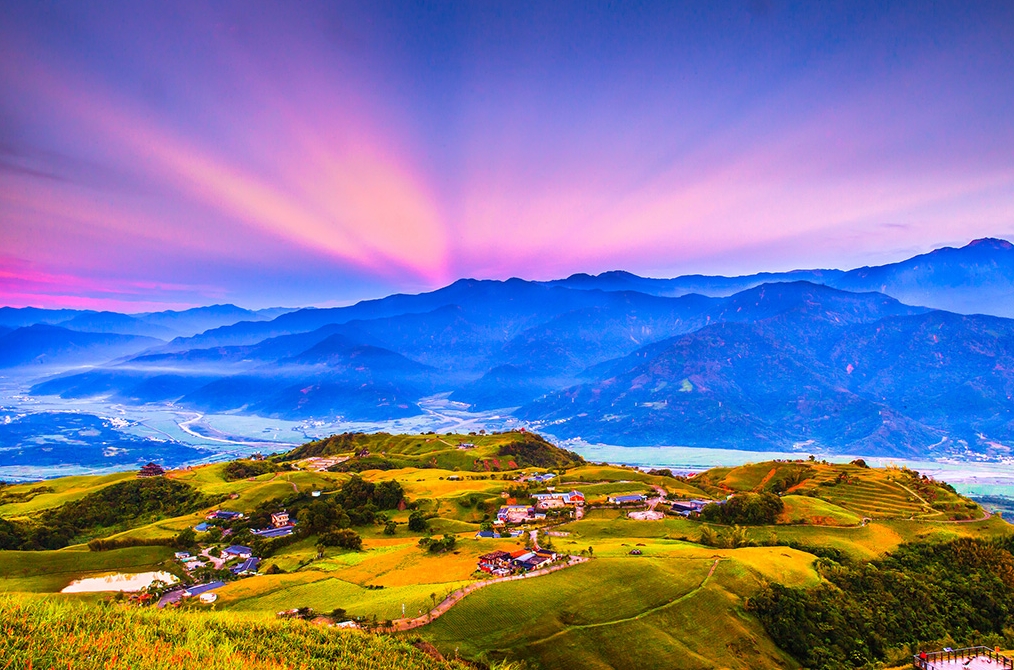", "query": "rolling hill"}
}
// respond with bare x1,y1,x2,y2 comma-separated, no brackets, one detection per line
0,433,1009,670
